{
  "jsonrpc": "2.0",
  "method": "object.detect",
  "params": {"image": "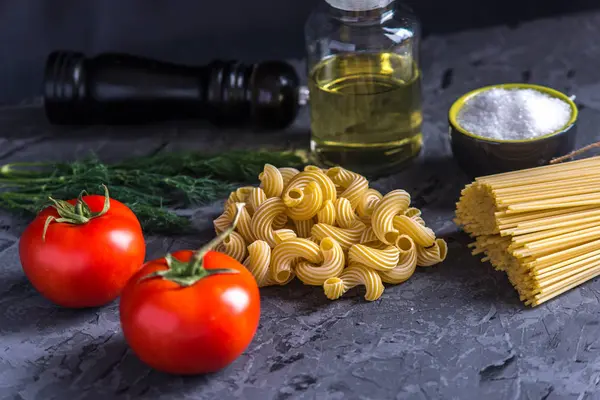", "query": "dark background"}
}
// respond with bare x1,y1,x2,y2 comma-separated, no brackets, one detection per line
1,0,596,104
